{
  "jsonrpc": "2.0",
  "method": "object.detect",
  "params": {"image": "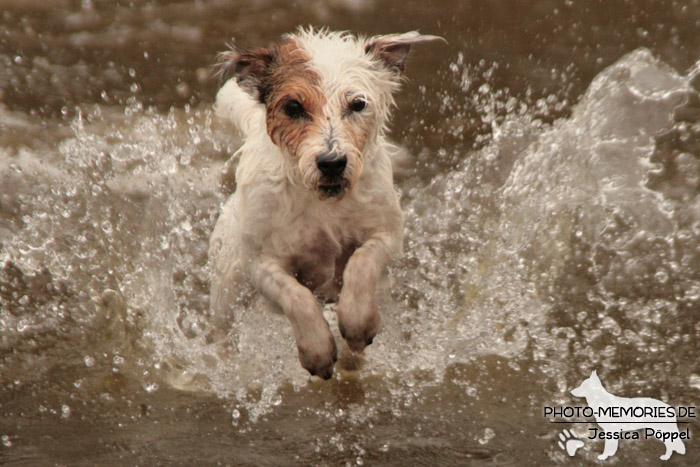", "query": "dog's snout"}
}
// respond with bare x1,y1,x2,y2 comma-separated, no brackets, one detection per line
316,152,347,177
